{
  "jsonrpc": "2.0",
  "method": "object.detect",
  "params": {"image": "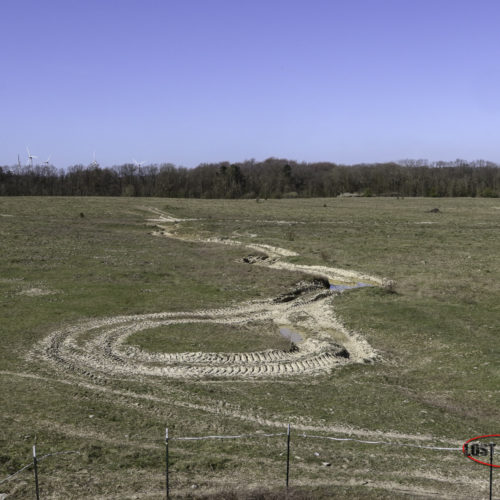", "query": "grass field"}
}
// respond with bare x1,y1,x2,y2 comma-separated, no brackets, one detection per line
0,196,499,498
125,321,292,354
